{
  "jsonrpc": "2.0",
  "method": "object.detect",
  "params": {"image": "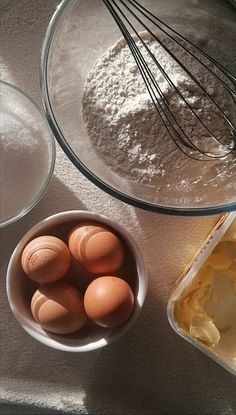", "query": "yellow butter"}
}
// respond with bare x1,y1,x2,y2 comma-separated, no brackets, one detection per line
207,252,232,270
174,220,236,368
190,314,220,347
